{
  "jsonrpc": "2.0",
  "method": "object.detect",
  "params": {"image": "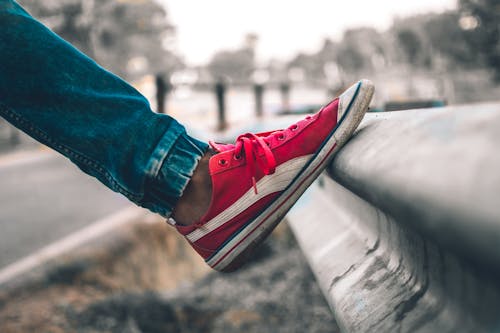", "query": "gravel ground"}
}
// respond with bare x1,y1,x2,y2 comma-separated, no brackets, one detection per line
1,219,339,333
